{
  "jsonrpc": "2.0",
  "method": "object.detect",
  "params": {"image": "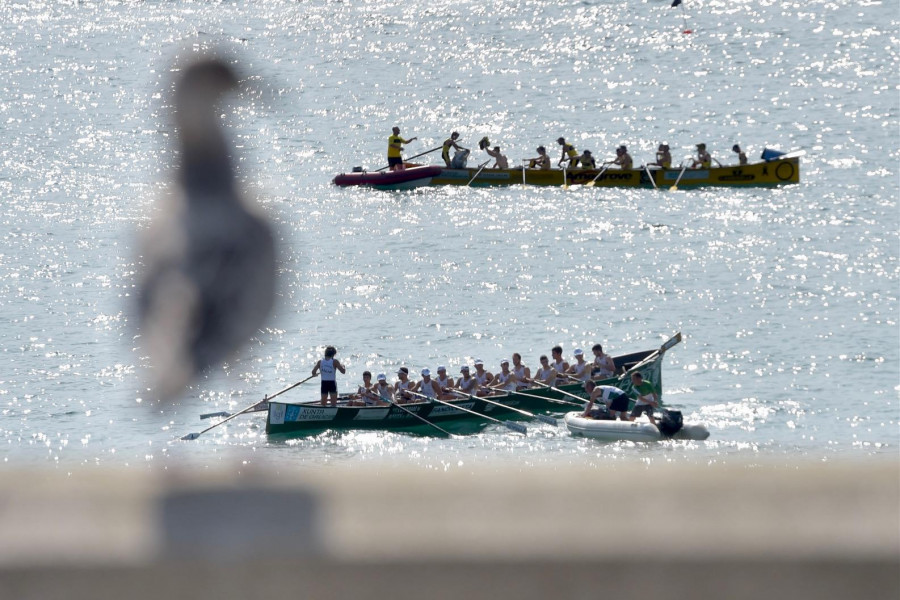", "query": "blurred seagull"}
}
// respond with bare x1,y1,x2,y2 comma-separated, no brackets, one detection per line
137,57,276,402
